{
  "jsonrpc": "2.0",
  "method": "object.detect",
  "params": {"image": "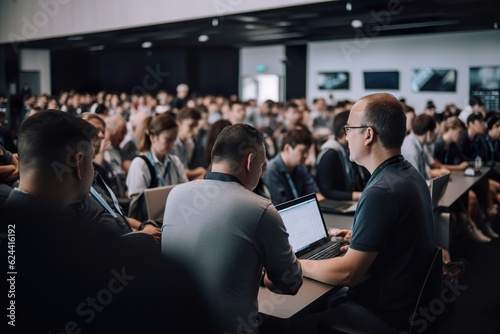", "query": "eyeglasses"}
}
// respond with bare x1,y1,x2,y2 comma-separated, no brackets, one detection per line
343,125,368,134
